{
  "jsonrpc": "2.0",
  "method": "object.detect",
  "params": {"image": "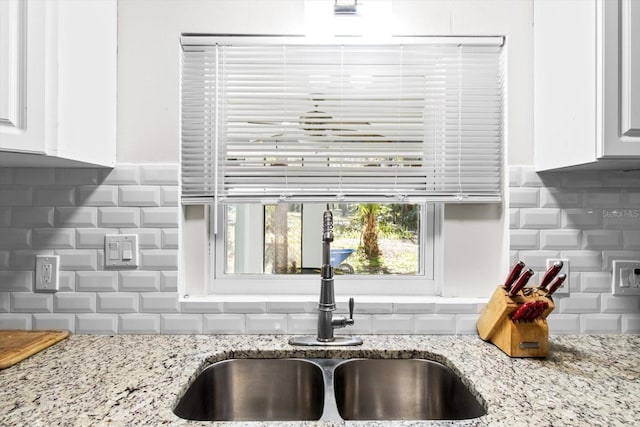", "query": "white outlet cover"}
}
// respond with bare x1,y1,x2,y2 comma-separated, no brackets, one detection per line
35,255,59,292
612,260,640,295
